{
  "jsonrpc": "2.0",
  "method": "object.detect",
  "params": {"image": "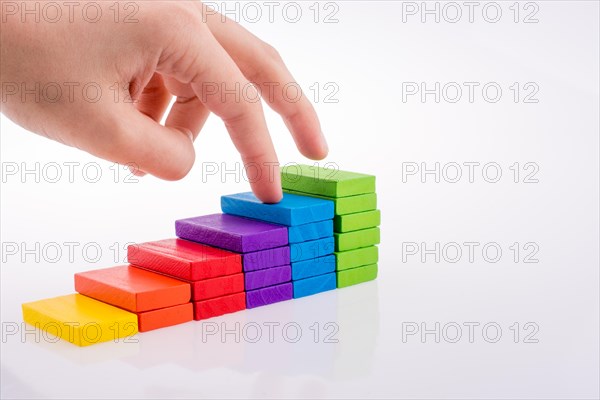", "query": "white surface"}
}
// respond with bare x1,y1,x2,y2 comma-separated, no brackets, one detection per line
1,1,599,398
